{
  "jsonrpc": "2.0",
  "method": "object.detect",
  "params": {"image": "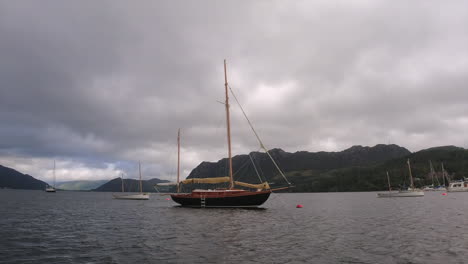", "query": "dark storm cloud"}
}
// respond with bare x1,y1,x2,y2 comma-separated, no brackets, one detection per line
1,0,467,181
